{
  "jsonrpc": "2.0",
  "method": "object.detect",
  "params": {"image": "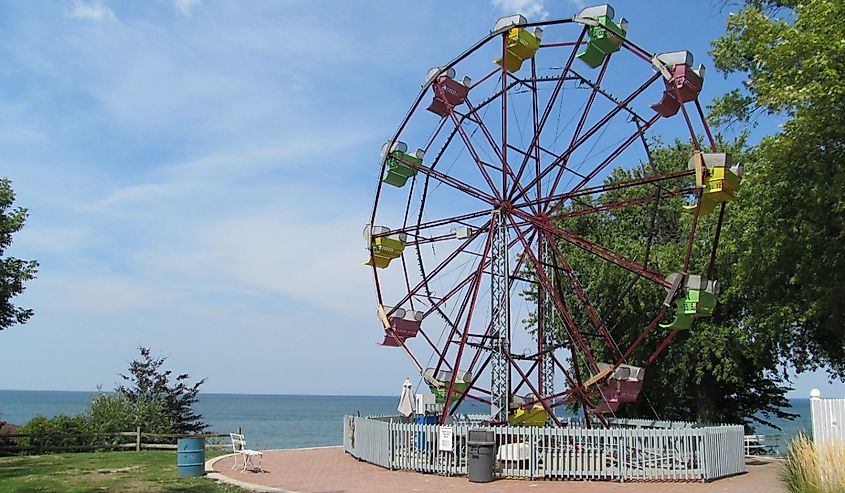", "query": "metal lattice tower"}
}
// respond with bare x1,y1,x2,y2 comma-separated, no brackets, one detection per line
490,210,510,422
540,239,556,400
